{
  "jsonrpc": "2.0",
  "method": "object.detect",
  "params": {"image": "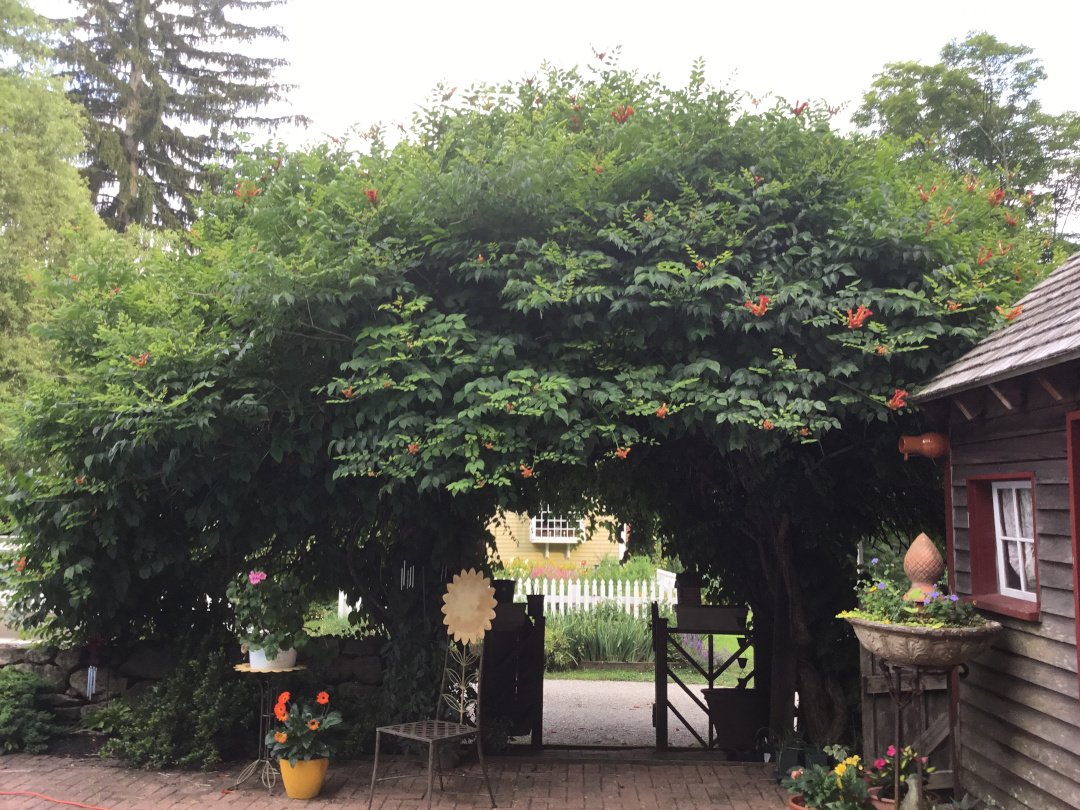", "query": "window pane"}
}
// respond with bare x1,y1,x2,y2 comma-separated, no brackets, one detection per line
1004,540,1023,589
997,488,1018,536
1019,542,1036,592
1017,487,1034,538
